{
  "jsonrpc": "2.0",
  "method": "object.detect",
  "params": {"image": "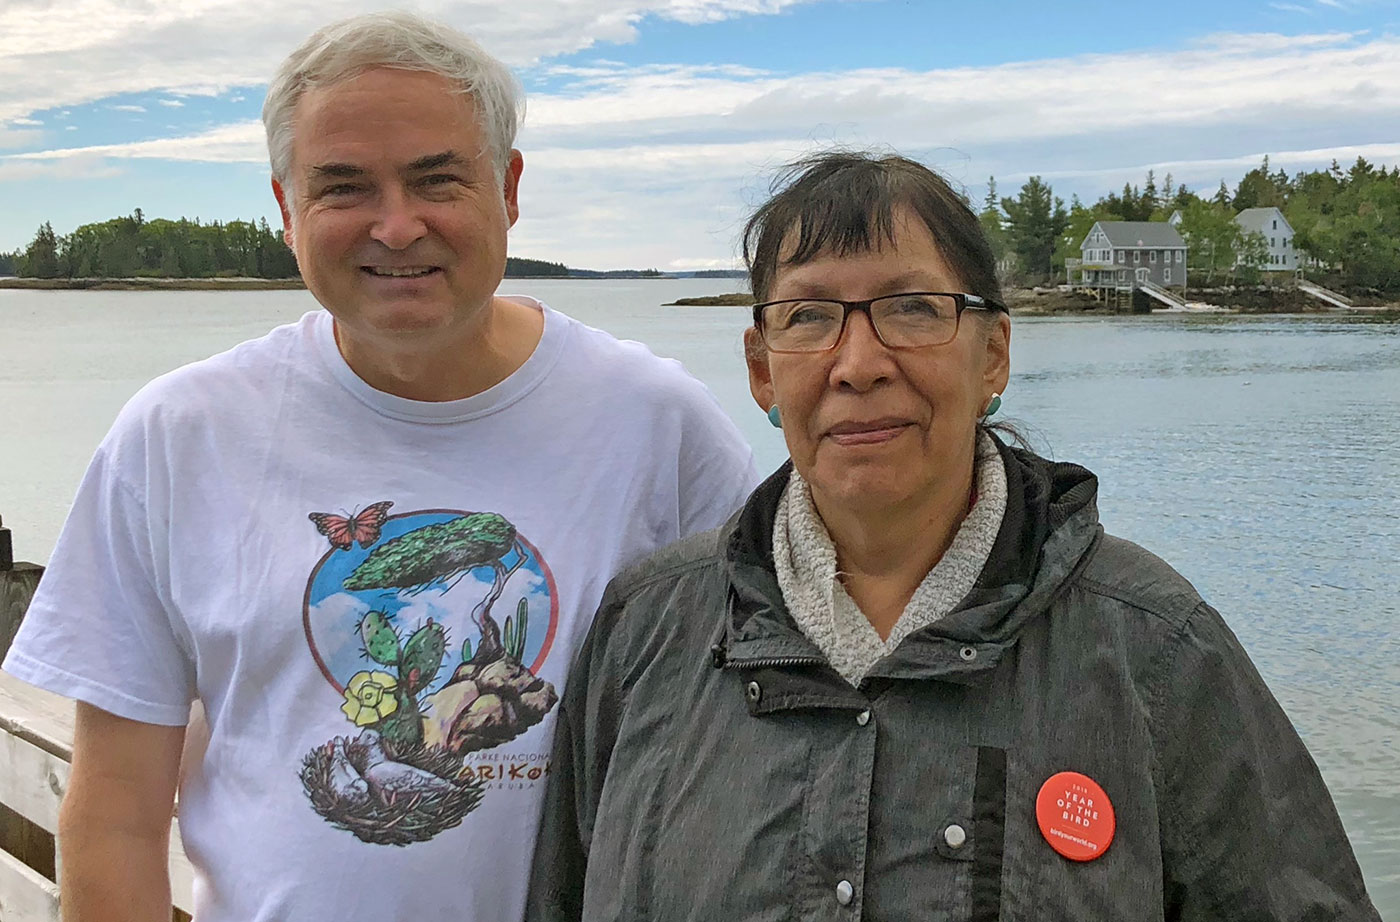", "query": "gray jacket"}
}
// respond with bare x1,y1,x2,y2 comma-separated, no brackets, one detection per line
528,444,1380,921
